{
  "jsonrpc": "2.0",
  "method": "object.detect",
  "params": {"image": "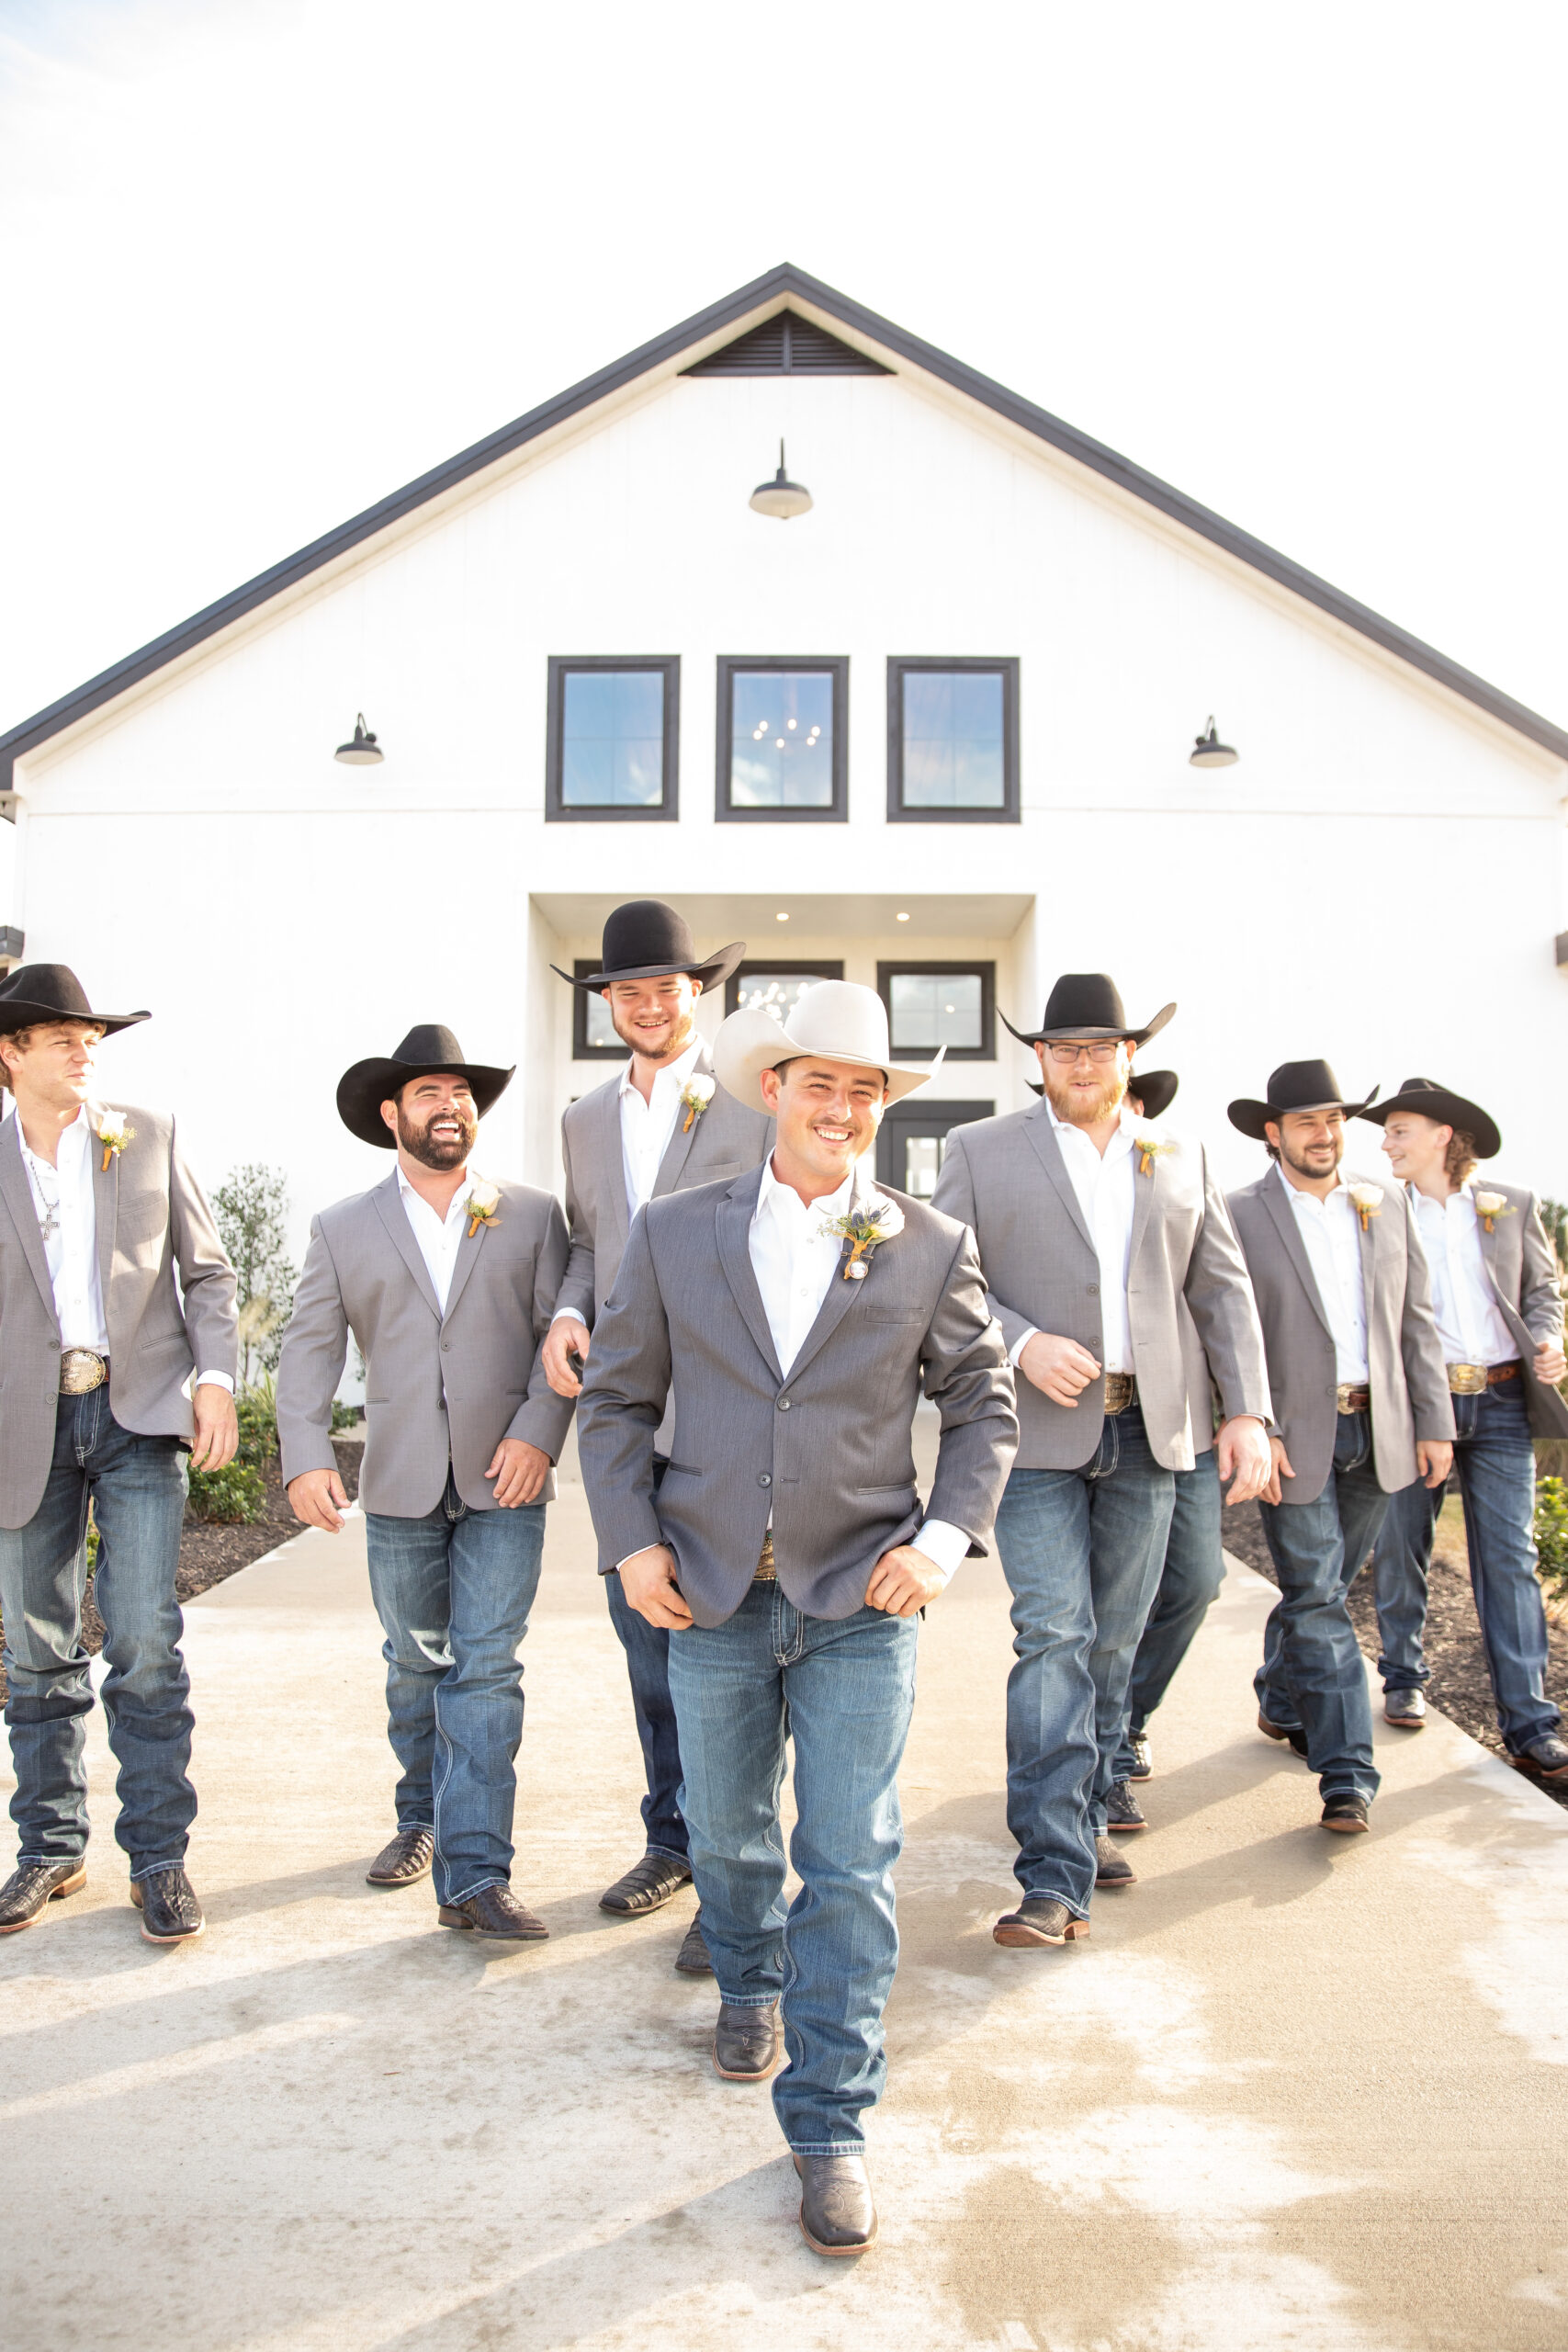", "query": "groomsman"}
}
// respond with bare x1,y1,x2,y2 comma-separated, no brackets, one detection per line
1361,1078,1568,1777
1227,1061,1453,1832
934,977,1271,1946
0,965,238,1944
277,1025,571,1938
542,902,770,1960
577,981,1016,2255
